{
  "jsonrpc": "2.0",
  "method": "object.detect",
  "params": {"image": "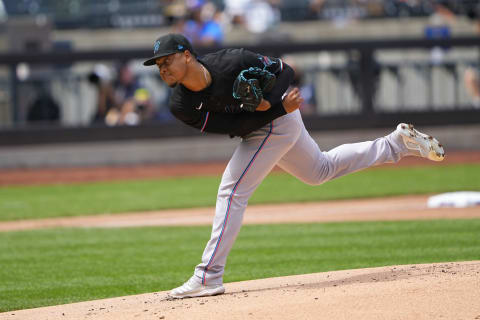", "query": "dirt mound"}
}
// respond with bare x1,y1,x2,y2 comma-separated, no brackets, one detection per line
2,261,479,320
